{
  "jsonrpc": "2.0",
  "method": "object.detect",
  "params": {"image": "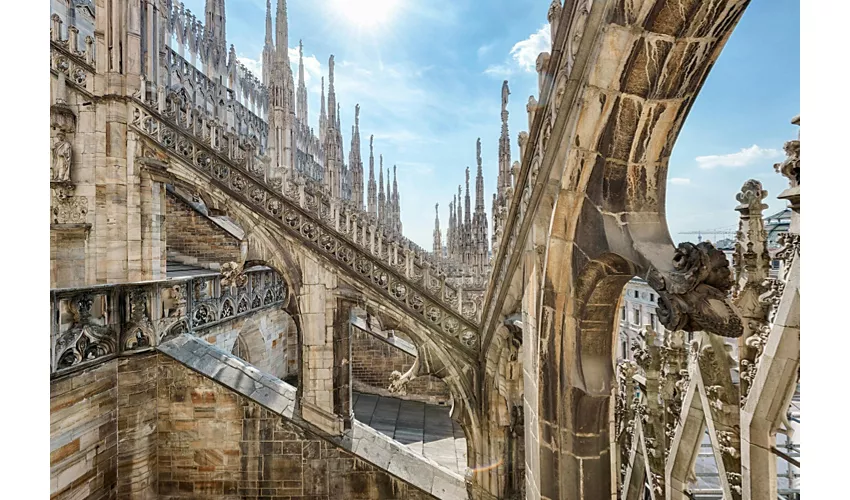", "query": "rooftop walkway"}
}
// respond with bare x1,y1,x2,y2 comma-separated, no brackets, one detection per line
353,391,468,475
